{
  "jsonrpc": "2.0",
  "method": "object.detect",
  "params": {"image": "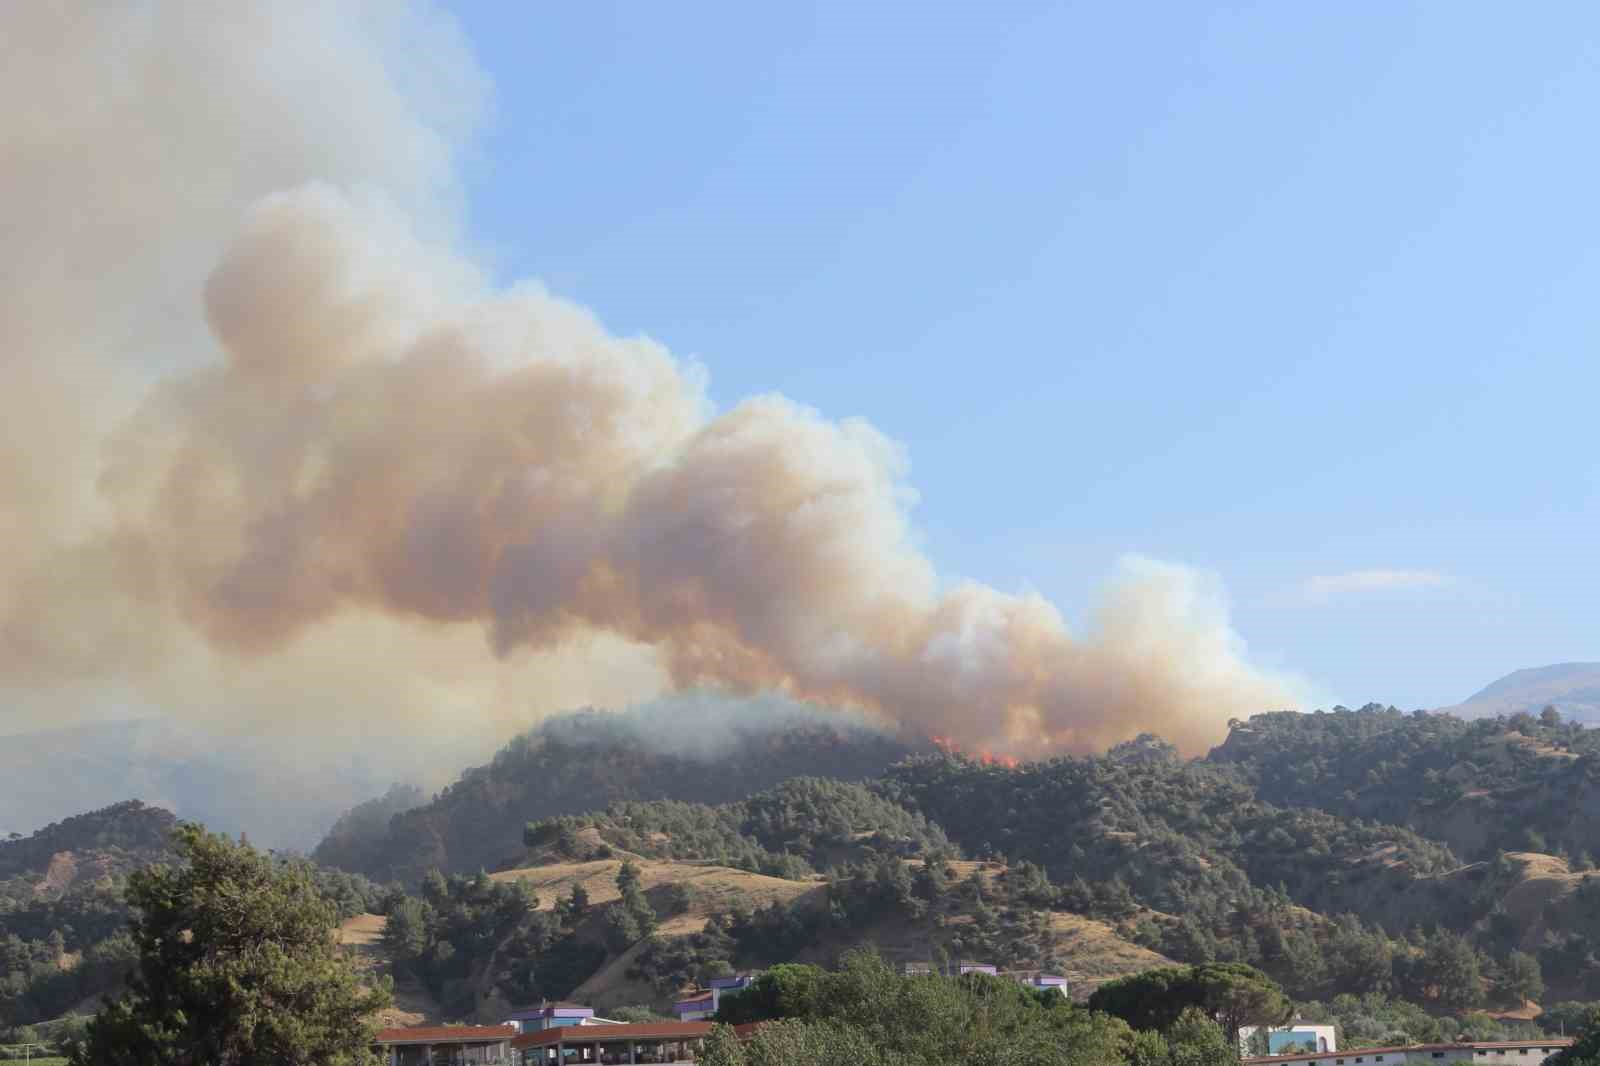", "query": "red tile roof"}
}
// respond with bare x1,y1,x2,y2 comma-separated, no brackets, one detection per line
375,1026,517,1045
732,1022,770,1042
513,1022,713,1049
